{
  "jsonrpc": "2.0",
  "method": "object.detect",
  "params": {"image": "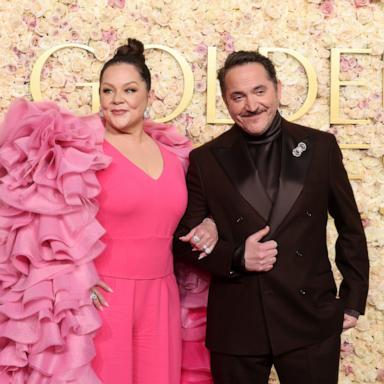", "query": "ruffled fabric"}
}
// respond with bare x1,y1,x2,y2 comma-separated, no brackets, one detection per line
176,265,212,384
0,99,111,383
